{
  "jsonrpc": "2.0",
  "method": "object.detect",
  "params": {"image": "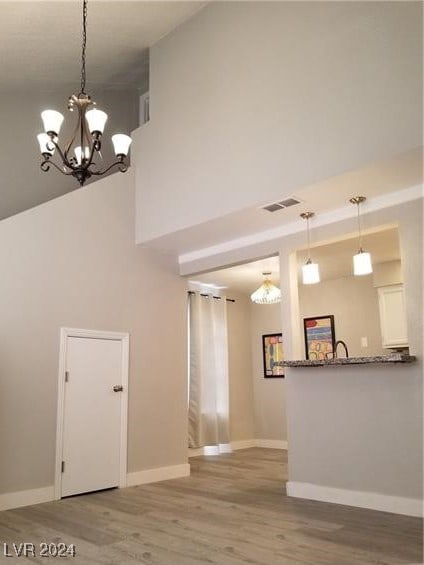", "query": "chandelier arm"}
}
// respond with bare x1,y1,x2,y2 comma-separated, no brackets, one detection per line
63,104,83,162
90,160,128,176
84,116,94,150
49,138,75,171
40,159,75,176
86,137,101,170
63,128,78,164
